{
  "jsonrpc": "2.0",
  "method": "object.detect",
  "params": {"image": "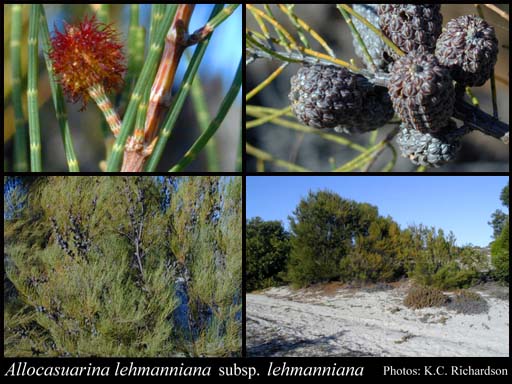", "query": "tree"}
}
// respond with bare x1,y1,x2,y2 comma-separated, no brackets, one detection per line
286,190,379,287
488,182,509,239
489,181,509,283
4,176,241,357
340,216,406,283
246,217,290,291
491,221,509,283
160,176,242,356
